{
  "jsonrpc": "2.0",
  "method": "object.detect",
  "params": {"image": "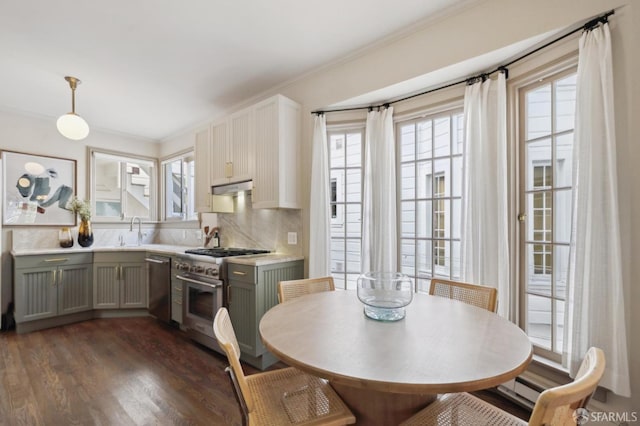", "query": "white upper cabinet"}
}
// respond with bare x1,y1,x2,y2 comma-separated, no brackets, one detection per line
195,94,301,211
211,108,254,186
252,95,301,209
194,126,212,212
